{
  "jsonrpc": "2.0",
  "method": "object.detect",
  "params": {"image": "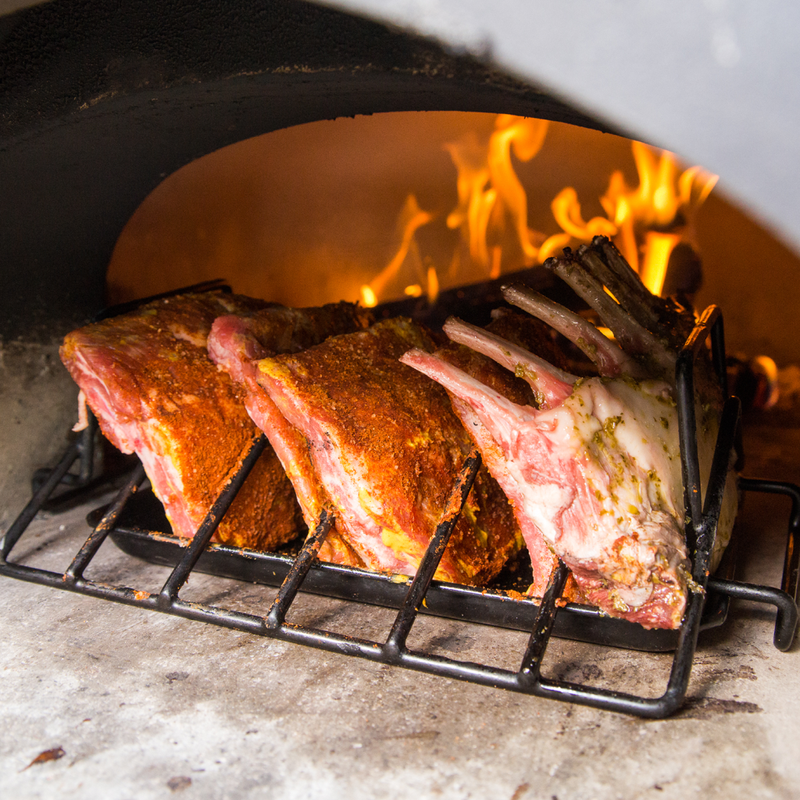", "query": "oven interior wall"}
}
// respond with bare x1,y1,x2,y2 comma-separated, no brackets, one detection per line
106,111,800,366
